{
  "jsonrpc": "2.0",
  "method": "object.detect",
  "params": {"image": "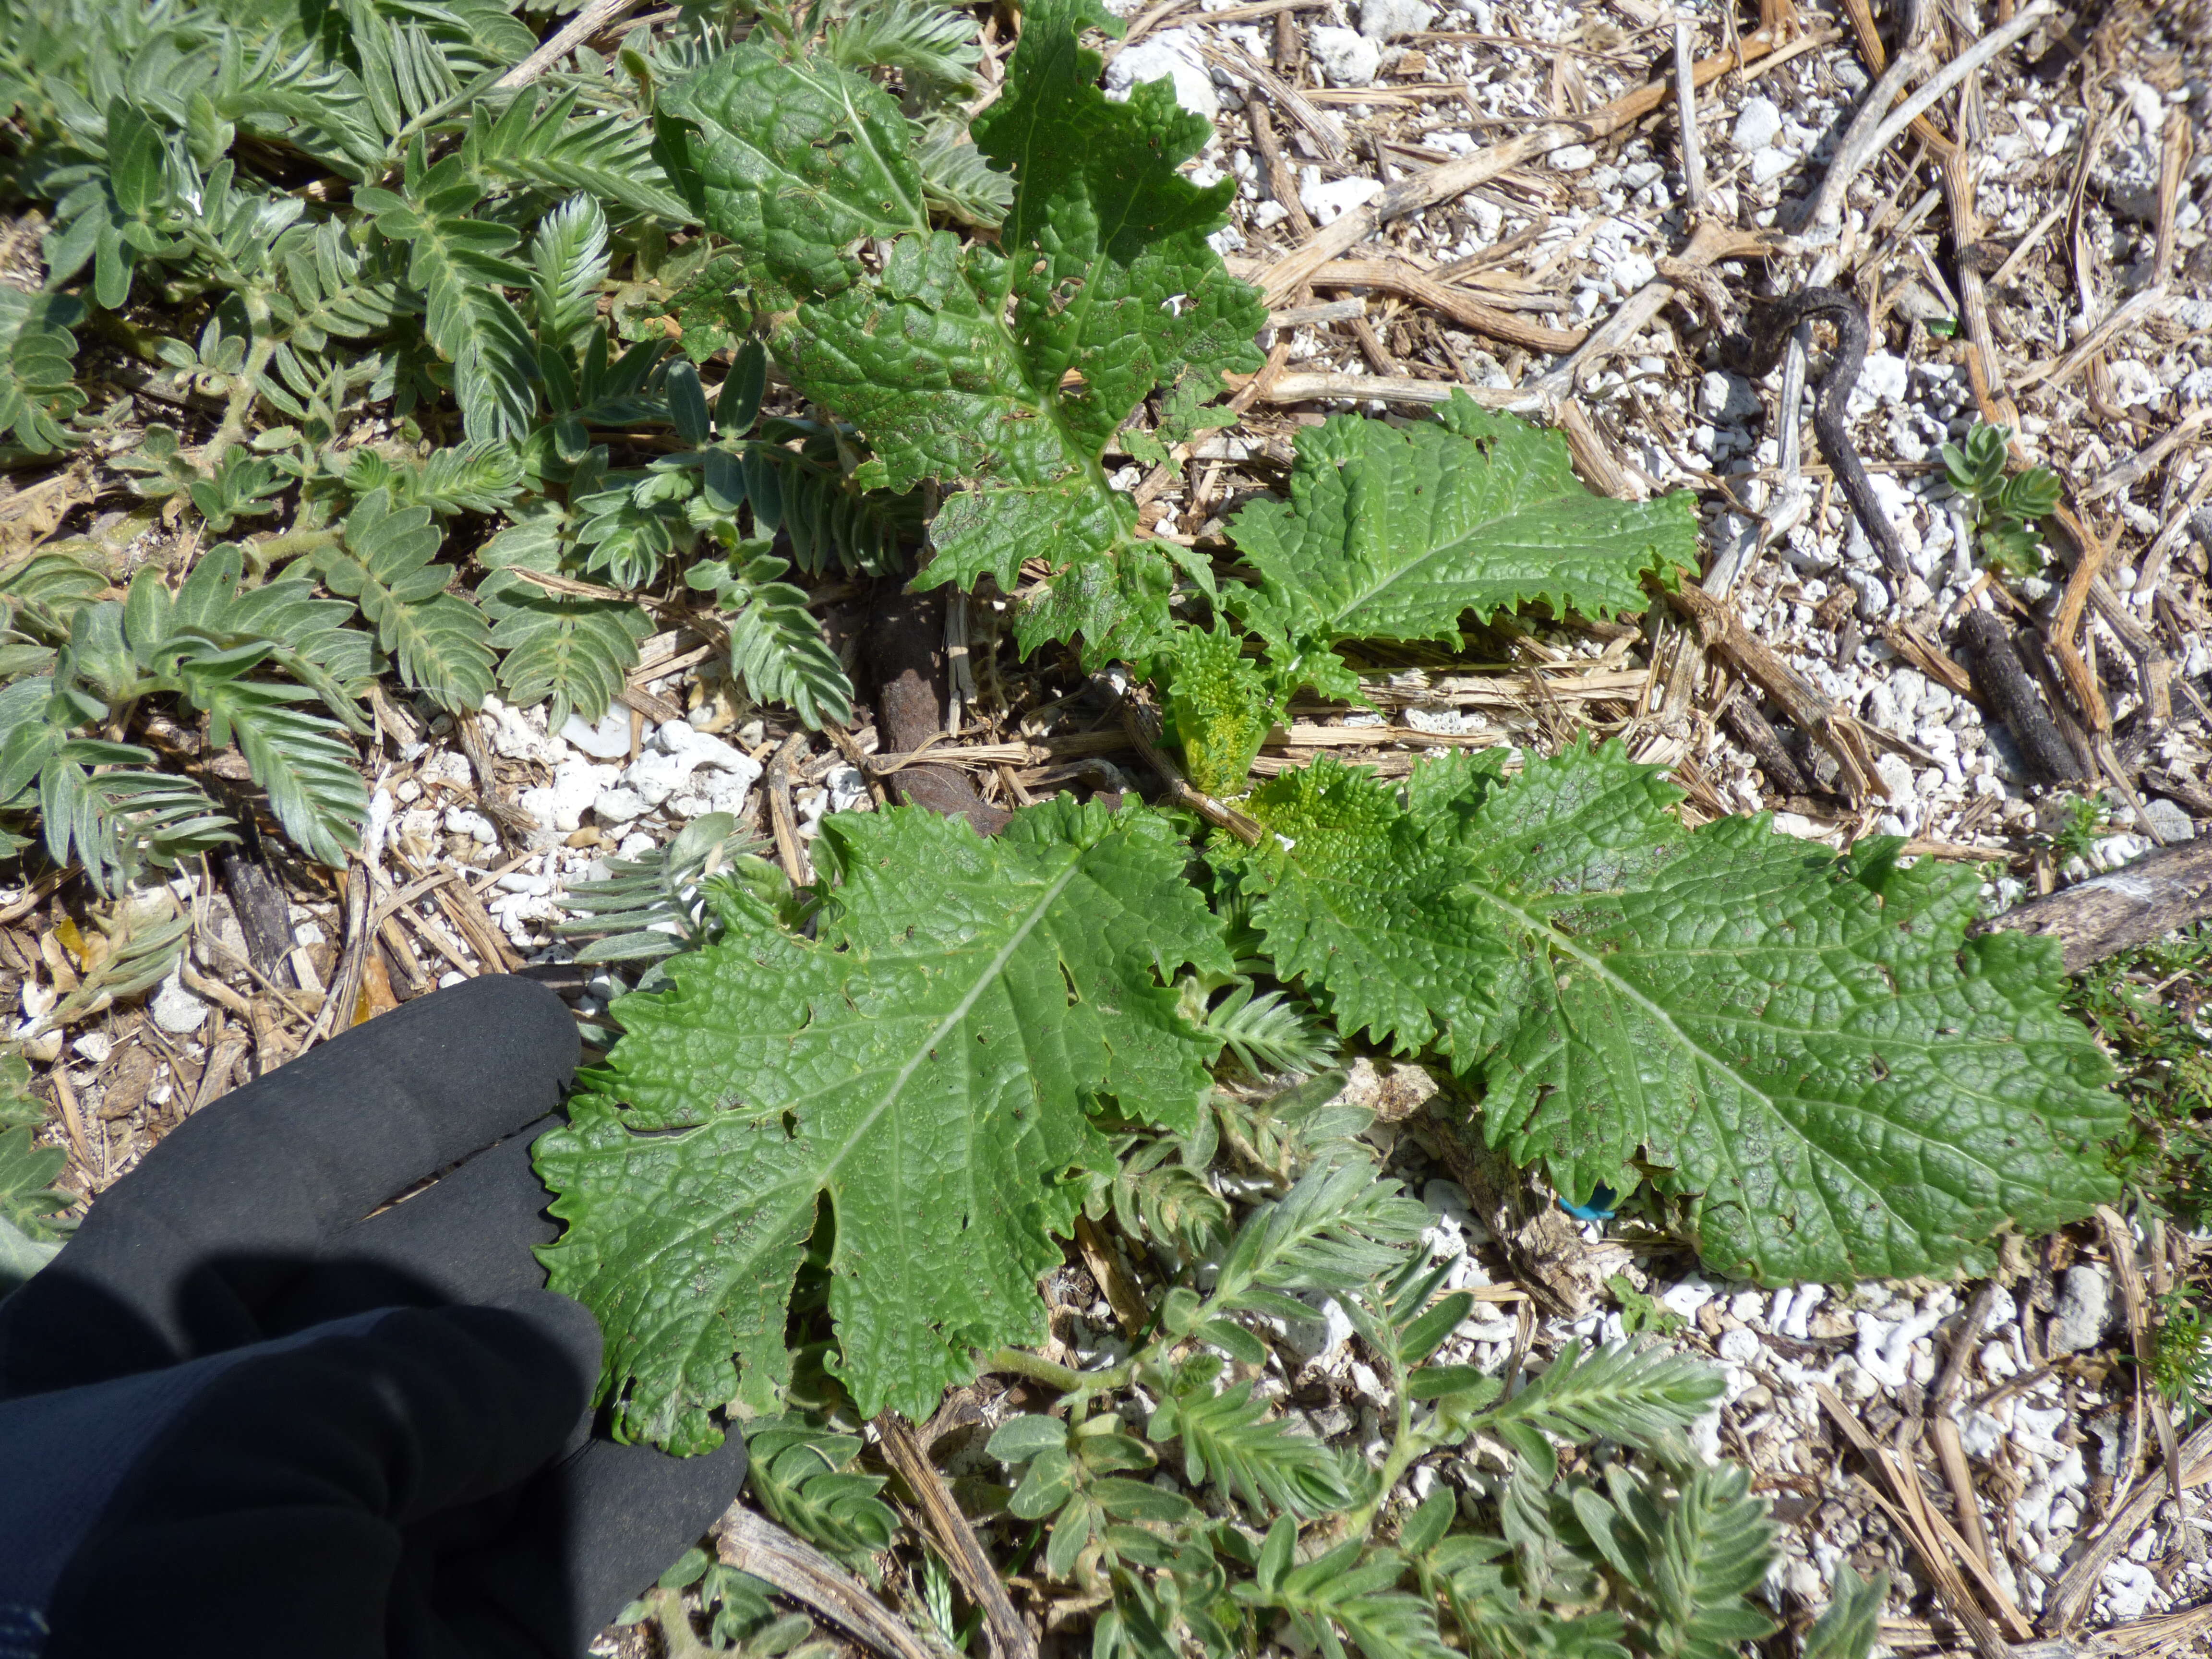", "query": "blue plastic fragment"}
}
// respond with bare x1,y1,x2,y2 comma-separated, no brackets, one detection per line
1558,1184,1618,1222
